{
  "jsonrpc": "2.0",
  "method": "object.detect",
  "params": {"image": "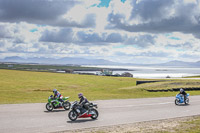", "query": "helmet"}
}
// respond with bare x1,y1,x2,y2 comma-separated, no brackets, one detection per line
53,89,57,93
78,93,83,98
180,88,184,93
